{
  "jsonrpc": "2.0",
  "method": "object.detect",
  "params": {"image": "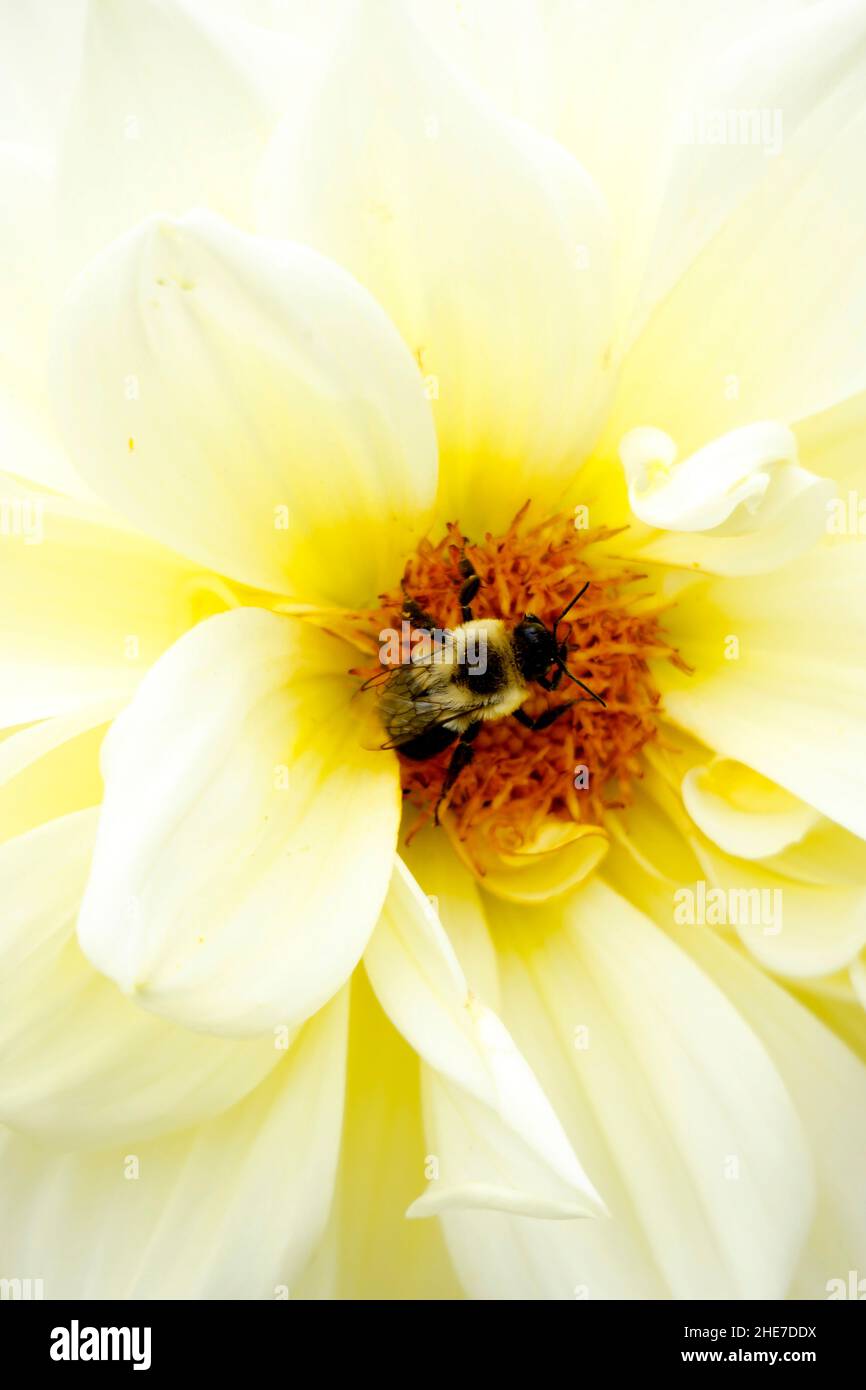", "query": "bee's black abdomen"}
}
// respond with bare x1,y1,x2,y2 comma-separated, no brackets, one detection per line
396,724,459,761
